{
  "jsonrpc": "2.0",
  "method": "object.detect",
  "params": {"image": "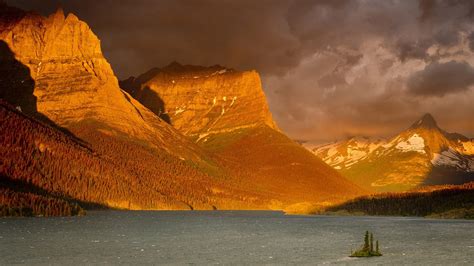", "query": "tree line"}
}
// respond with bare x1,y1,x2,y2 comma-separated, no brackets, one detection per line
324,182,474,218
